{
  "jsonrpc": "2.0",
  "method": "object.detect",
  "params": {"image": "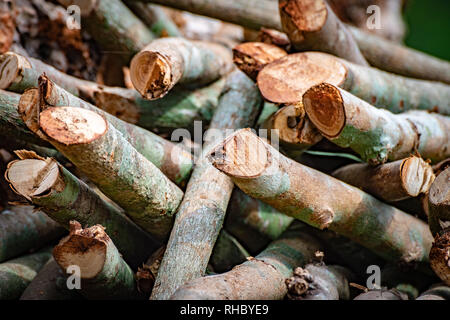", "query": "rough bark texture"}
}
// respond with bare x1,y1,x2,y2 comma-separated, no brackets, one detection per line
130,38,232,100
132,0,281,31
232,42,287,80
56,0,154,63
0,89,52,149
32,76,194,186
20,258,82,300
5,151,158,268
0,205,65,263
53,221,143,300
279,0,368,65
303,83,450,165
170,223,322,300
349,27,450,84
92,78,225,131
225,189,294,254
209,129,433,264
37,106,183,241
0,247,52,300
125,2,182,37
332,156,435,202
151,70,261,300
285,265,350,300
257,52,450,115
